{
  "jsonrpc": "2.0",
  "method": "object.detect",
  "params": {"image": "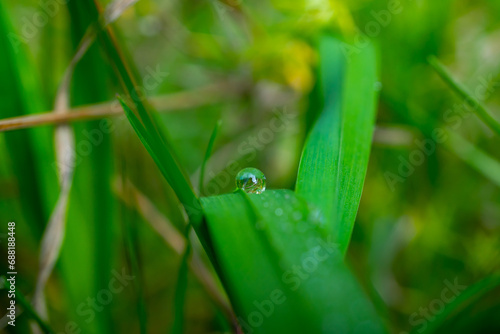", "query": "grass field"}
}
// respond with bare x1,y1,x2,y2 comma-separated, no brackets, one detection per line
1,0,500,333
